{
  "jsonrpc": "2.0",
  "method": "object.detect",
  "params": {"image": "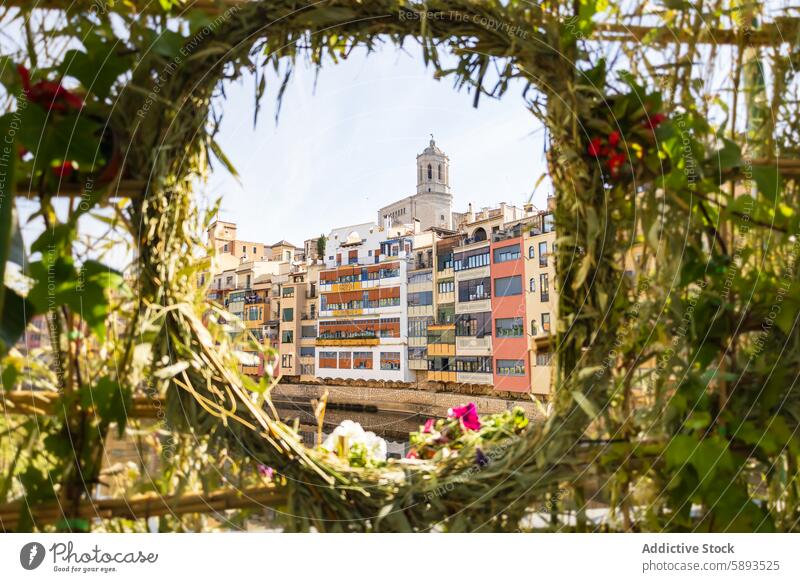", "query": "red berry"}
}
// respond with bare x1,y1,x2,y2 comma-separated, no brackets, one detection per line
608,131,620,147
52,161,75,178
587,137,603,157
